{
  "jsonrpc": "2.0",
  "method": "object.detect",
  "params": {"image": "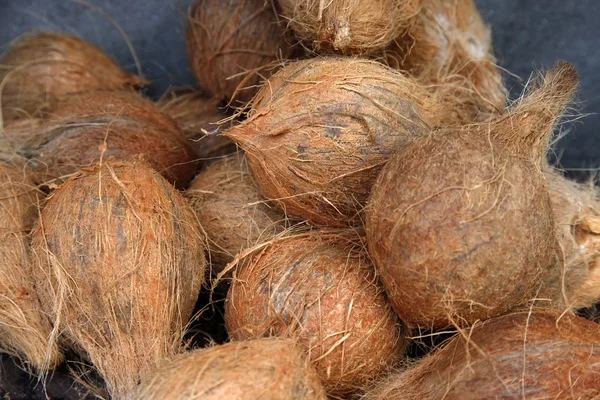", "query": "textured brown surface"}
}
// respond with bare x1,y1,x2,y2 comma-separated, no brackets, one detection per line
186,0,293,104
225,231,406,394
365,312,600,399
30,160,206,397
128,338,327,400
